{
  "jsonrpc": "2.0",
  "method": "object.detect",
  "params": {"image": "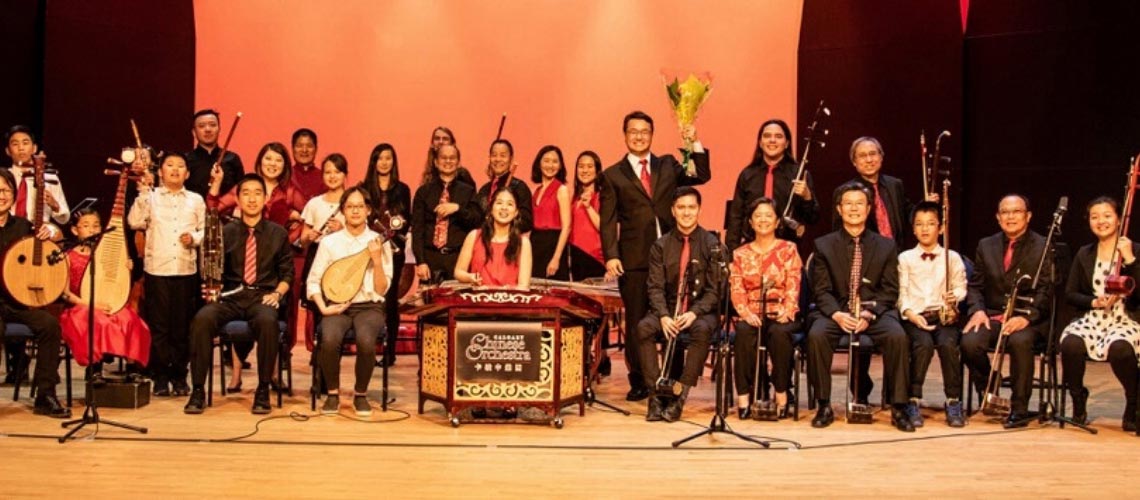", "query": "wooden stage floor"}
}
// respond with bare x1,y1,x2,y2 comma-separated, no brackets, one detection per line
1,349,1136,498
